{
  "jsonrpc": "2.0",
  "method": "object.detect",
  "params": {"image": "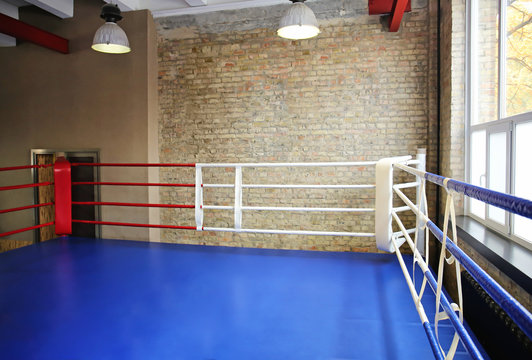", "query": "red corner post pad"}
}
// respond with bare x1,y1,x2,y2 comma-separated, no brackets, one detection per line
54,157,72,236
